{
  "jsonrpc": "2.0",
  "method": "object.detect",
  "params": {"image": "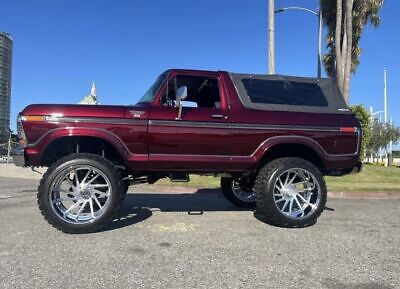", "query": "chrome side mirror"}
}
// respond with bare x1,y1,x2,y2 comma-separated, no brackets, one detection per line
175,86,188,120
